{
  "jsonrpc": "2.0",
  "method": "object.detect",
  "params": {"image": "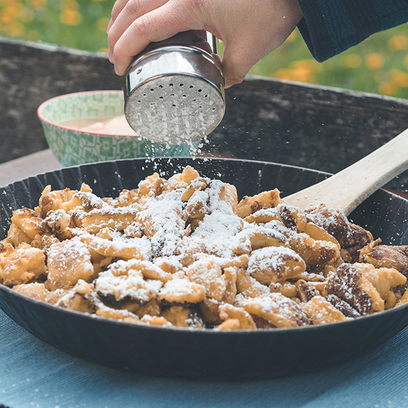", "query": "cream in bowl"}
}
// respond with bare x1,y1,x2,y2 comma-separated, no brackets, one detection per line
62,114,136,136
